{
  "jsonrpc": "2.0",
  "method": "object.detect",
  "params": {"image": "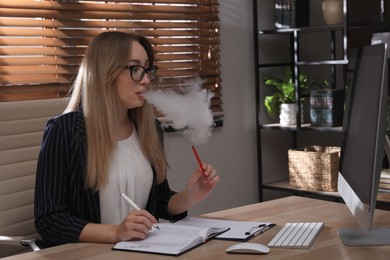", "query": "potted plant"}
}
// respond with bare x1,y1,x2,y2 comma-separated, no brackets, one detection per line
263,68,327,126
